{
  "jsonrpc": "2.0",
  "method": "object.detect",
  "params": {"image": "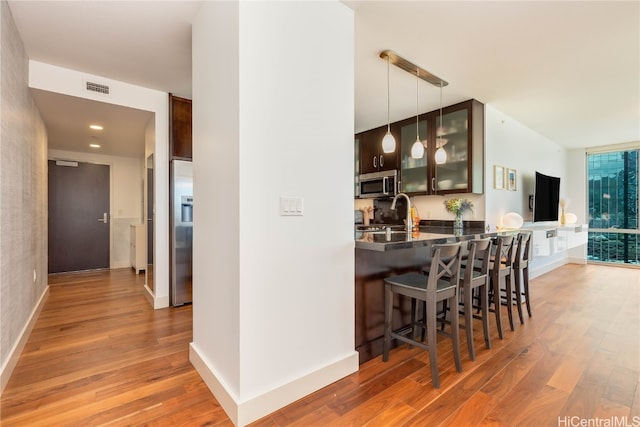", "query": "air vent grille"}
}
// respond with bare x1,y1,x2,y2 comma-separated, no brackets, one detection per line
86,81,110,95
